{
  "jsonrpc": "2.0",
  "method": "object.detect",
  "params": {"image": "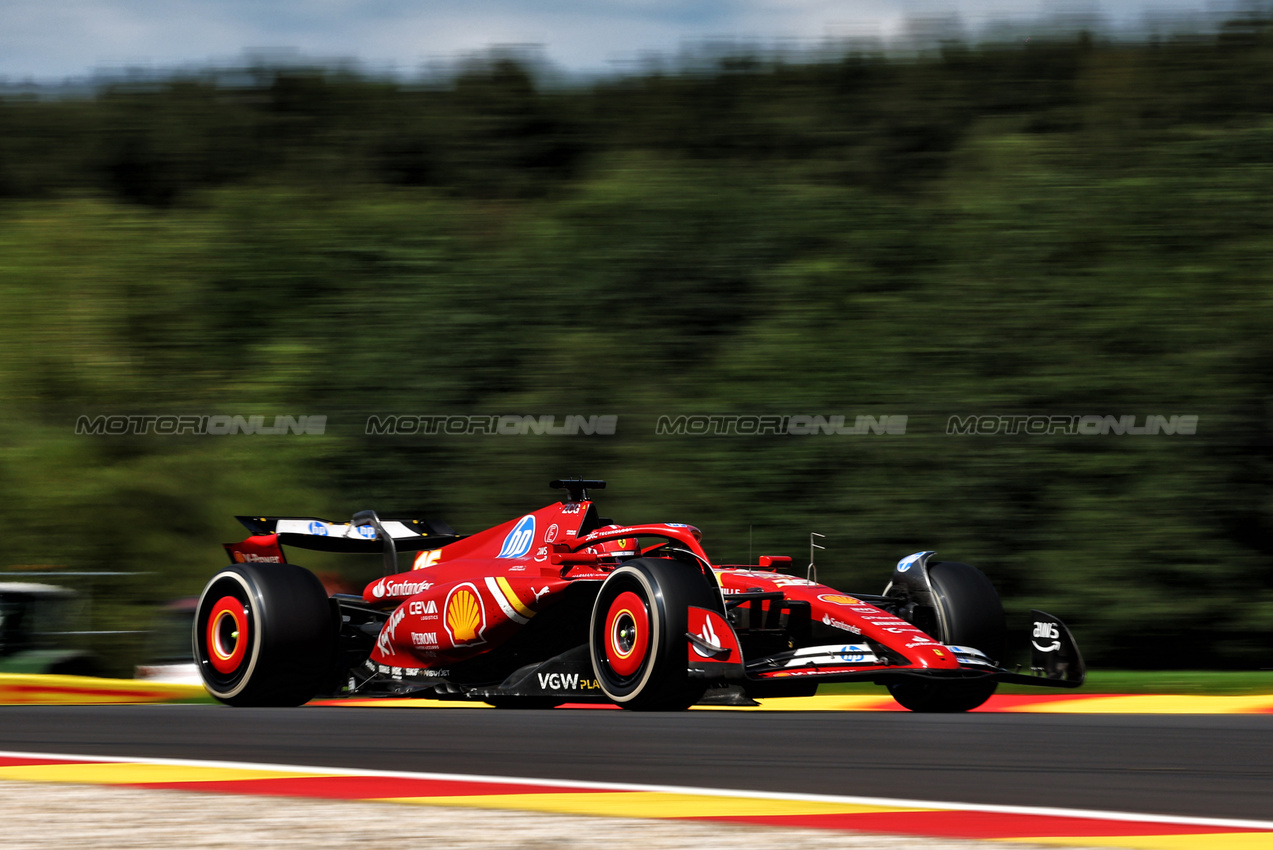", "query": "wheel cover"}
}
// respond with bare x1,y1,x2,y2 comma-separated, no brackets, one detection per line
206,595,249,674
195,569,263,699
604,591,649,678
